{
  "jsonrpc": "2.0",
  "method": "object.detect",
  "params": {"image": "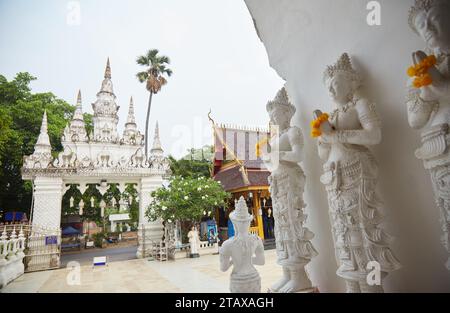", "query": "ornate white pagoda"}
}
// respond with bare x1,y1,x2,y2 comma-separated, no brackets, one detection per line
22,59,169,258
